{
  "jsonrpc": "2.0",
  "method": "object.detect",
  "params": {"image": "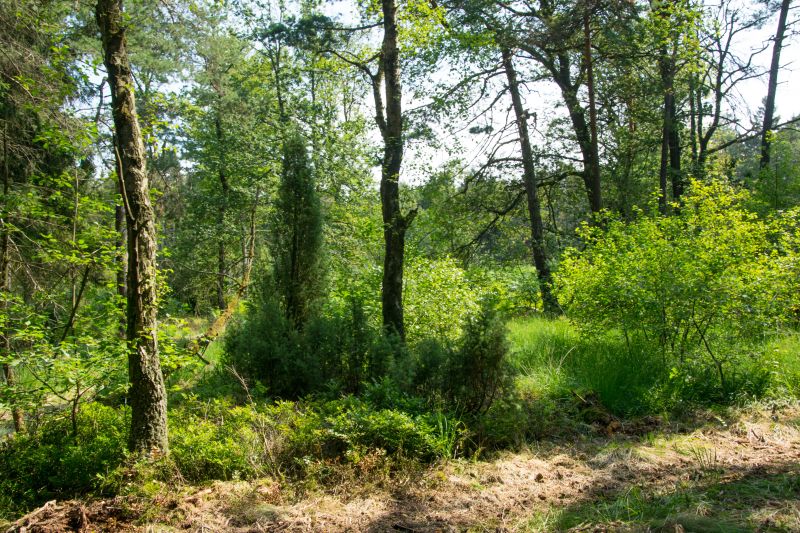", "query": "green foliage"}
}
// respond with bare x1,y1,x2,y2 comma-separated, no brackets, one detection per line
446,302,510,414
0,396,465,519
285,397,463,463
556,181,799,401
223,281,379,397
0,403,128,519
273,129,324,326
502,314,800,438
401,302,511,415
225,276,509,415
403,256,481,343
